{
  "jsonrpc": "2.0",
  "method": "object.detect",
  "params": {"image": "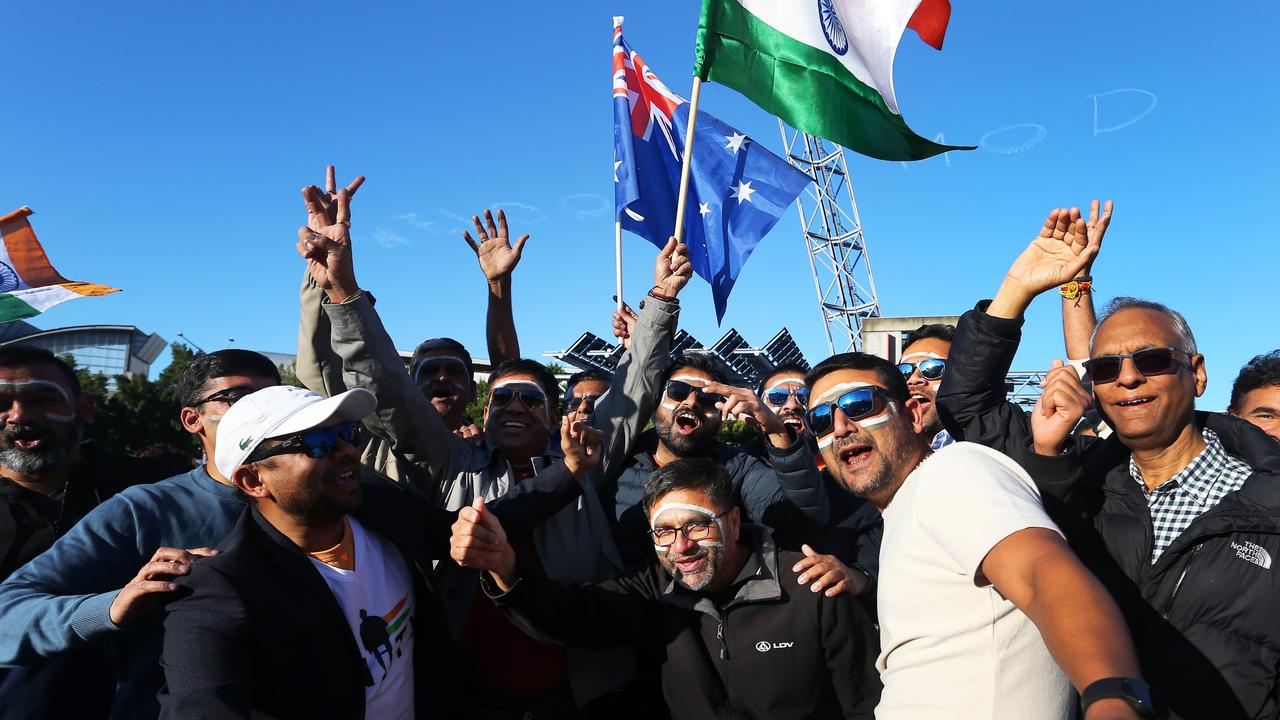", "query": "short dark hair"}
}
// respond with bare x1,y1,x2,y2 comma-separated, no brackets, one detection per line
641,457,734,514
903,324,955,351
488,359,562,412
1230,350,1280,412
805,352,909,403
179,350,281,407
658,351,731,389
0,346,81,395
759,361,809,394
565,370,611,399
